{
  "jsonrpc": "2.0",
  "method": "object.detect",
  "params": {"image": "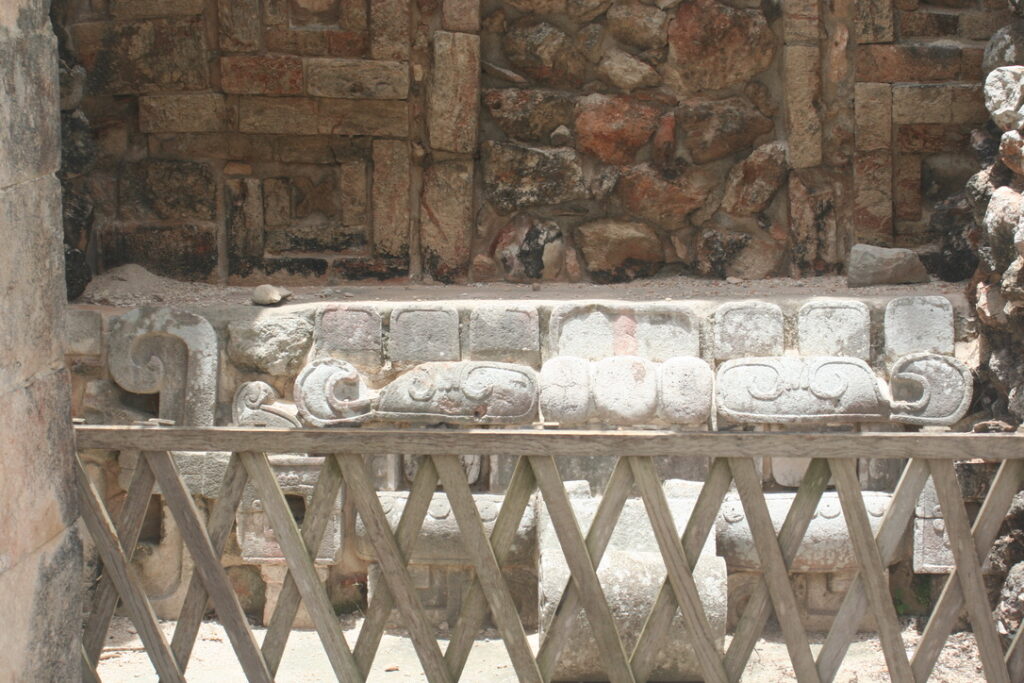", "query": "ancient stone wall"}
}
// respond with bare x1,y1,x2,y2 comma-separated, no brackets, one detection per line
54,0,1003,286
0,0,81,678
